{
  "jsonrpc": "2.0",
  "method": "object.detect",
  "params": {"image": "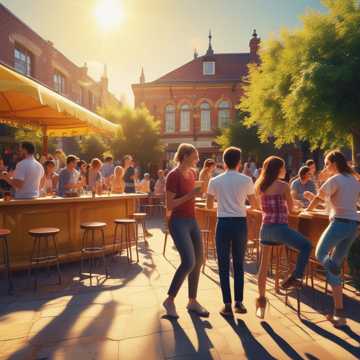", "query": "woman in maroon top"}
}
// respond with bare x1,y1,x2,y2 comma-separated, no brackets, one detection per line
163,143,209,319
